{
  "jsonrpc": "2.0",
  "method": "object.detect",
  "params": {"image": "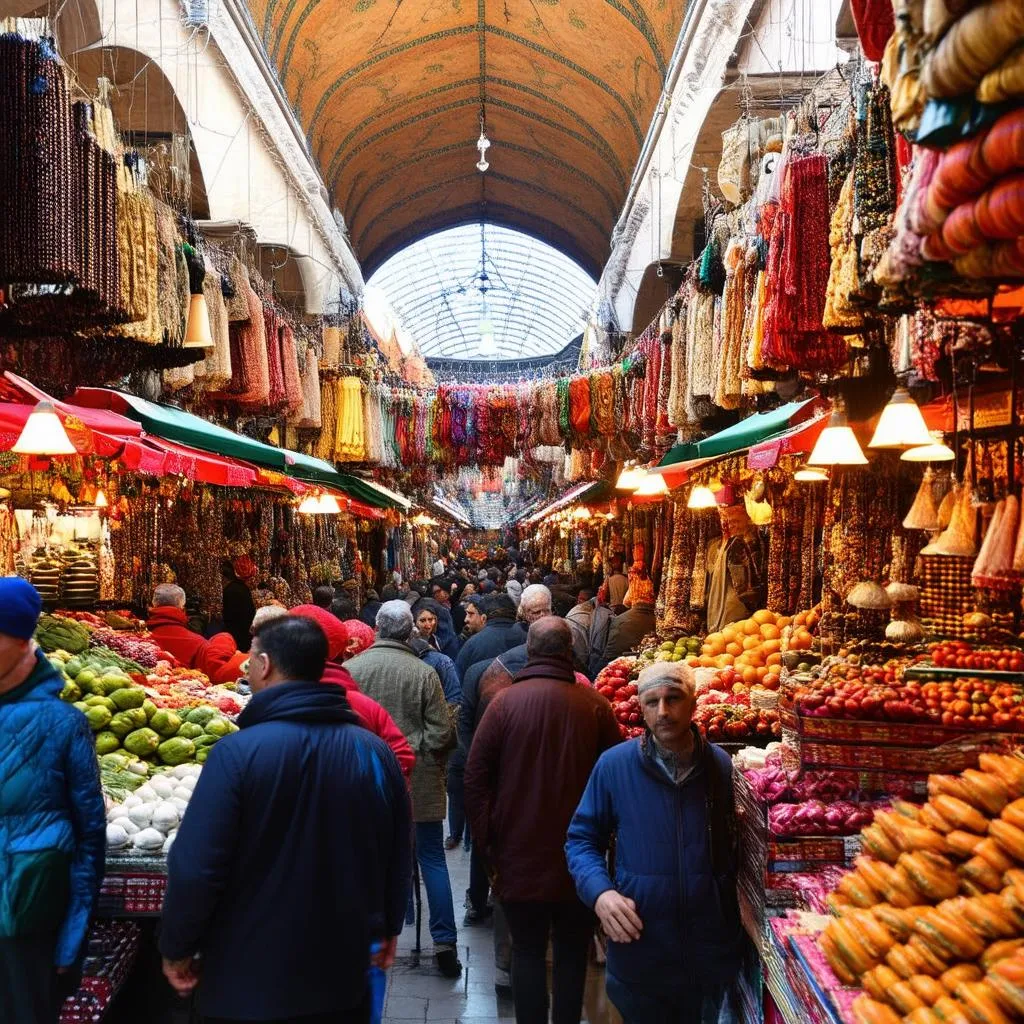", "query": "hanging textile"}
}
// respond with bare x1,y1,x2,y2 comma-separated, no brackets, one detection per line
197,256,232,389
334,376,366,462
296,345,322,428
280,322,304,414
